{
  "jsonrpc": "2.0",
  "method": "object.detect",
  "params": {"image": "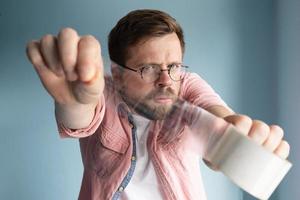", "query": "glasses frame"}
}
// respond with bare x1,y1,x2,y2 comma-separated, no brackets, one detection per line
117,63,189,82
